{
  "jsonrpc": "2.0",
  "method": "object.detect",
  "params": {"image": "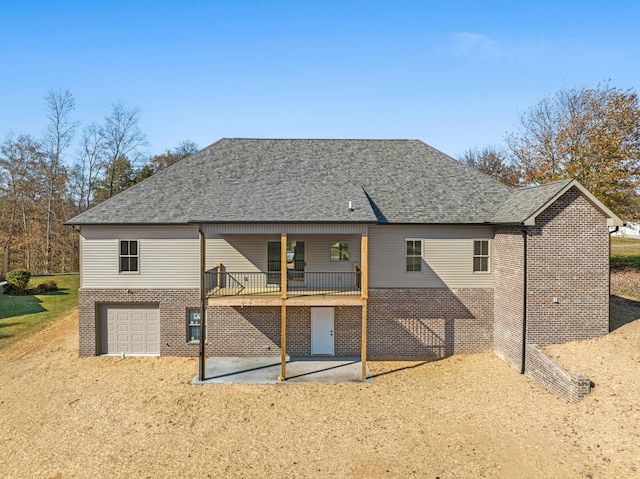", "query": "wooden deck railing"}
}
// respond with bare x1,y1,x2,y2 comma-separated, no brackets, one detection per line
206,266,361,298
